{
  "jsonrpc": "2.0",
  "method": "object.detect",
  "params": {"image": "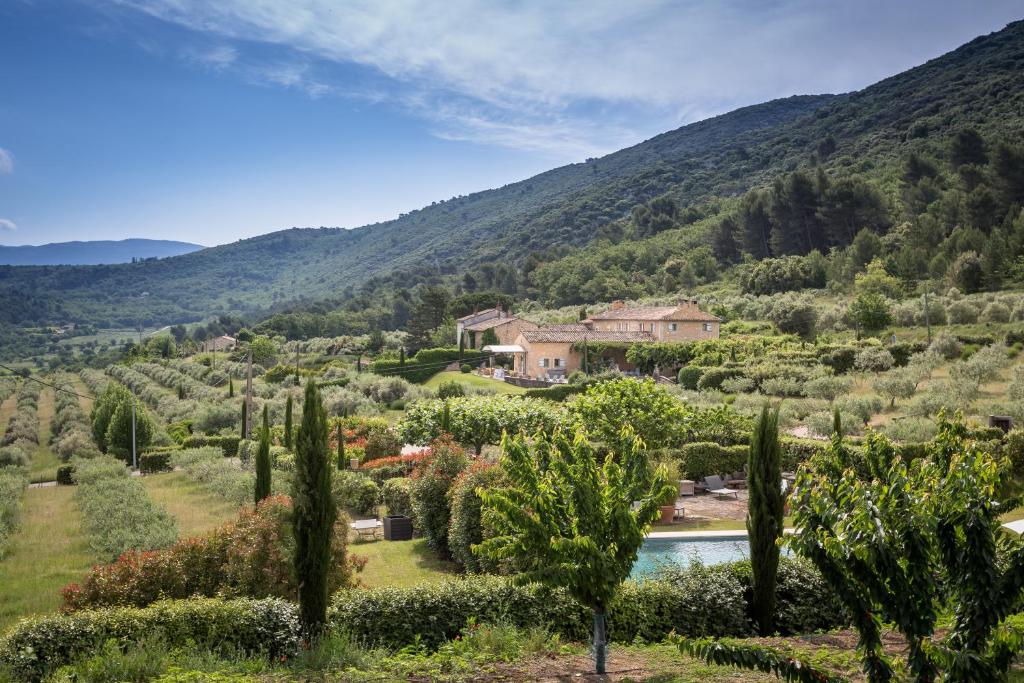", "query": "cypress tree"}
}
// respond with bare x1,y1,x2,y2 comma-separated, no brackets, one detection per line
292,379,336,641
337,421,345,469
399,346,405,367
177,384,185,400
440,400,451,434
747,404,783,634
240,400,247,440
284,395,294,451
255,404,272,503
228,377,235,398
